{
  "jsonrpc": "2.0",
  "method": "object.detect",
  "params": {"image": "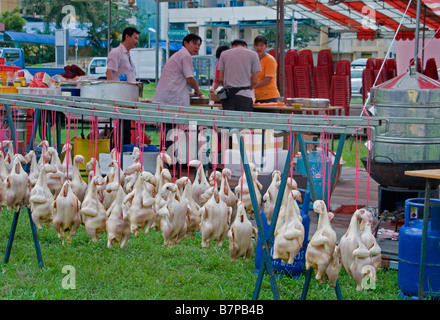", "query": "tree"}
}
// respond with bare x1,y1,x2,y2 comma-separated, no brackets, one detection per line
0,7,27,32
260,25,318,50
